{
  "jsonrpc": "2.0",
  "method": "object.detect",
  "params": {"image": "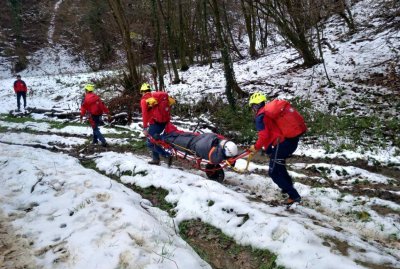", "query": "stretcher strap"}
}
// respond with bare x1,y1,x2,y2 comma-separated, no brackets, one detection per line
149,134,253,173
168,142,196,156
